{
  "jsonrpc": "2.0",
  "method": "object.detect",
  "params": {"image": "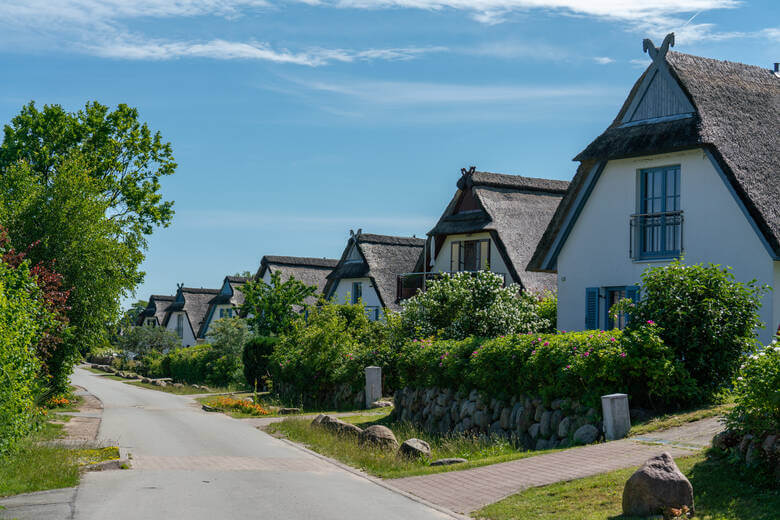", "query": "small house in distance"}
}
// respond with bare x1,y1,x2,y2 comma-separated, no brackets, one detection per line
324,230,425,320
255,255,339,306
163,285,220,347
528,34,779,342
135,295,174,327
197,276,249,340
398,167,568,299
